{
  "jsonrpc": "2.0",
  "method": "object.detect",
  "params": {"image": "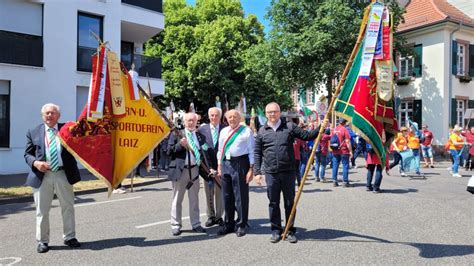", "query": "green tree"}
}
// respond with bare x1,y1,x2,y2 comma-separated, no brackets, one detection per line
146,0,282,113
264,0,405,104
